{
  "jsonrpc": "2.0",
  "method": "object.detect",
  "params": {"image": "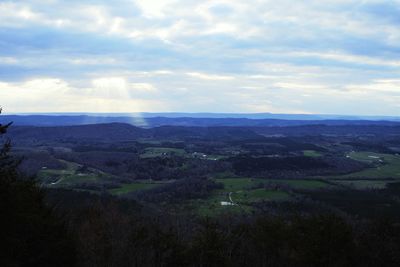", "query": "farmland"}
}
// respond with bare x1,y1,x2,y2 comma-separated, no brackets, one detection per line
303,150,322,157
38,160,115,187
344,151,400,178
7,122,400,219
188,178,335,216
